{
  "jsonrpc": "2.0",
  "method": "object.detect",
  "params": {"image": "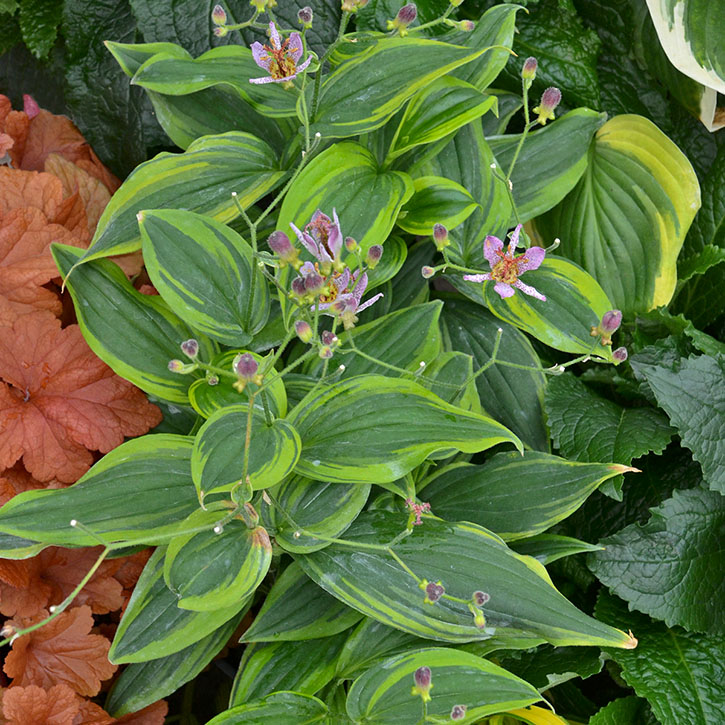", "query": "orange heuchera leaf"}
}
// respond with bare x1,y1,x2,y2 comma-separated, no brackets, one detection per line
4,606,117,696
0,463,64,507
0,167,64,222
73,698,114,725
2,683,81,725
0,312,162,482
0,133,13,157
114,700,169,725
